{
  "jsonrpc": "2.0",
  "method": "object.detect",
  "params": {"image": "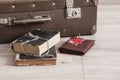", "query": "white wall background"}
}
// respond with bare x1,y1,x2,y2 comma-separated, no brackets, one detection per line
99,0,120,5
